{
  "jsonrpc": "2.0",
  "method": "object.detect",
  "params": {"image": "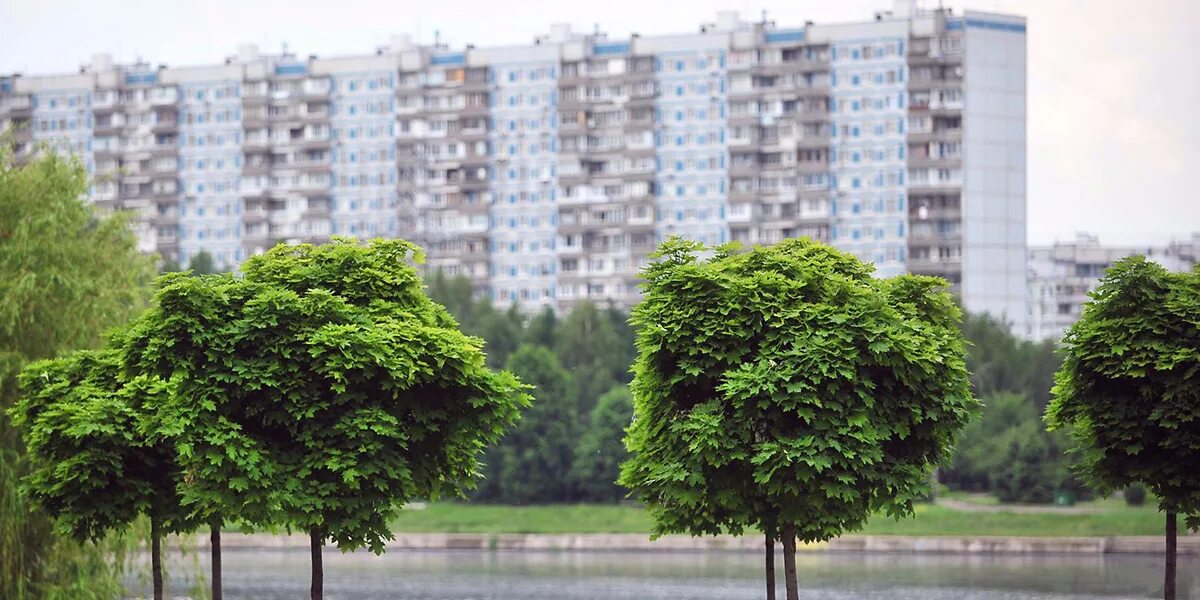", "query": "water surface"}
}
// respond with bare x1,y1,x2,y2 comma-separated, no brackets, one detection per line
134,548,1199,599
